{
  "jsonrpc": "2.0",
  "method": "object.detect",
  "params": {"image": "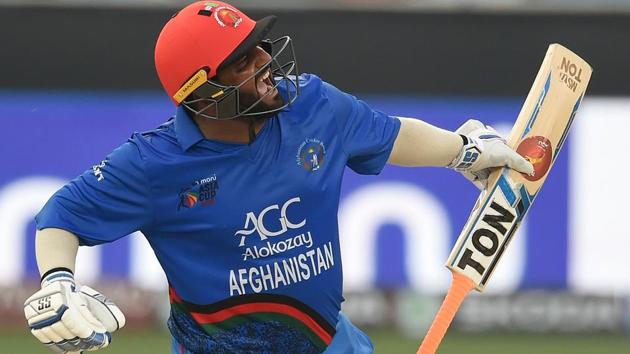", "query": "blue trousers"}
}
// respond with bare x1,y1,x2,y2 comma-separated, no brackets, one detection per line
171,312,374,354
